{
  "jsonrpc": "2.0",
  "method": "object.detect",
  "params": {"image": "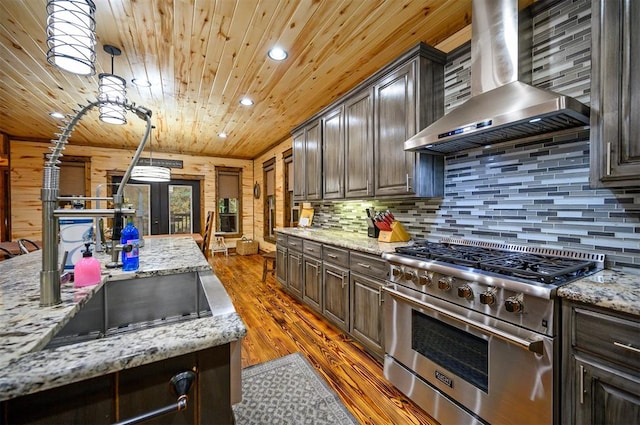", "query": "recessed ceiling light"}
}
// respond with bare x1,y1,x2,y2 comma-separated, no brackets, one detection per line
268,47,288,61
218,132,227,138
49,112,65,119
240,97,254,106
132,78,152,87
